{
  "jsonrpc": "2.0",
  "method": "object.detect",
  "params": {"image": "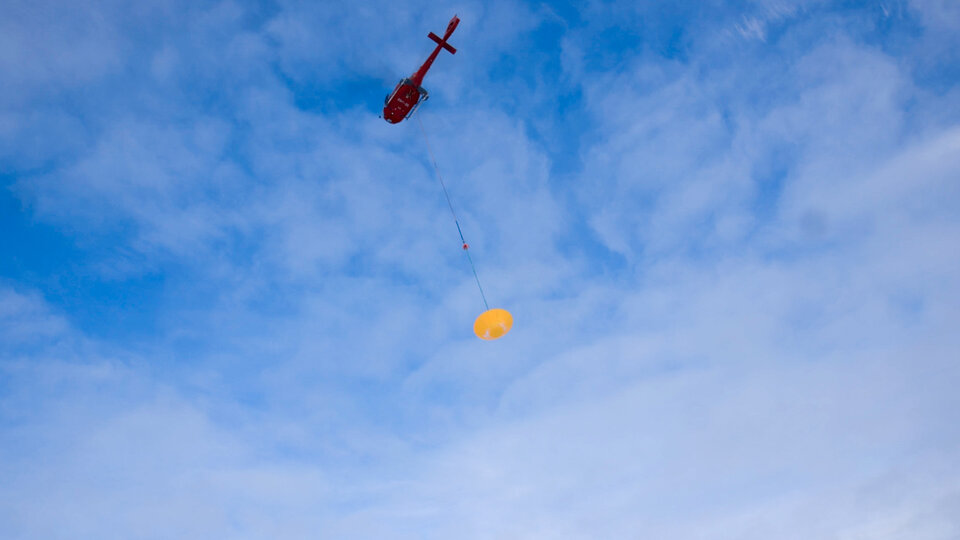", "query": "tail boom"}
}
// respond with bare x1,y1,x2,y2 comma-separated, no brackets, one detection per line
409,15,460,86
